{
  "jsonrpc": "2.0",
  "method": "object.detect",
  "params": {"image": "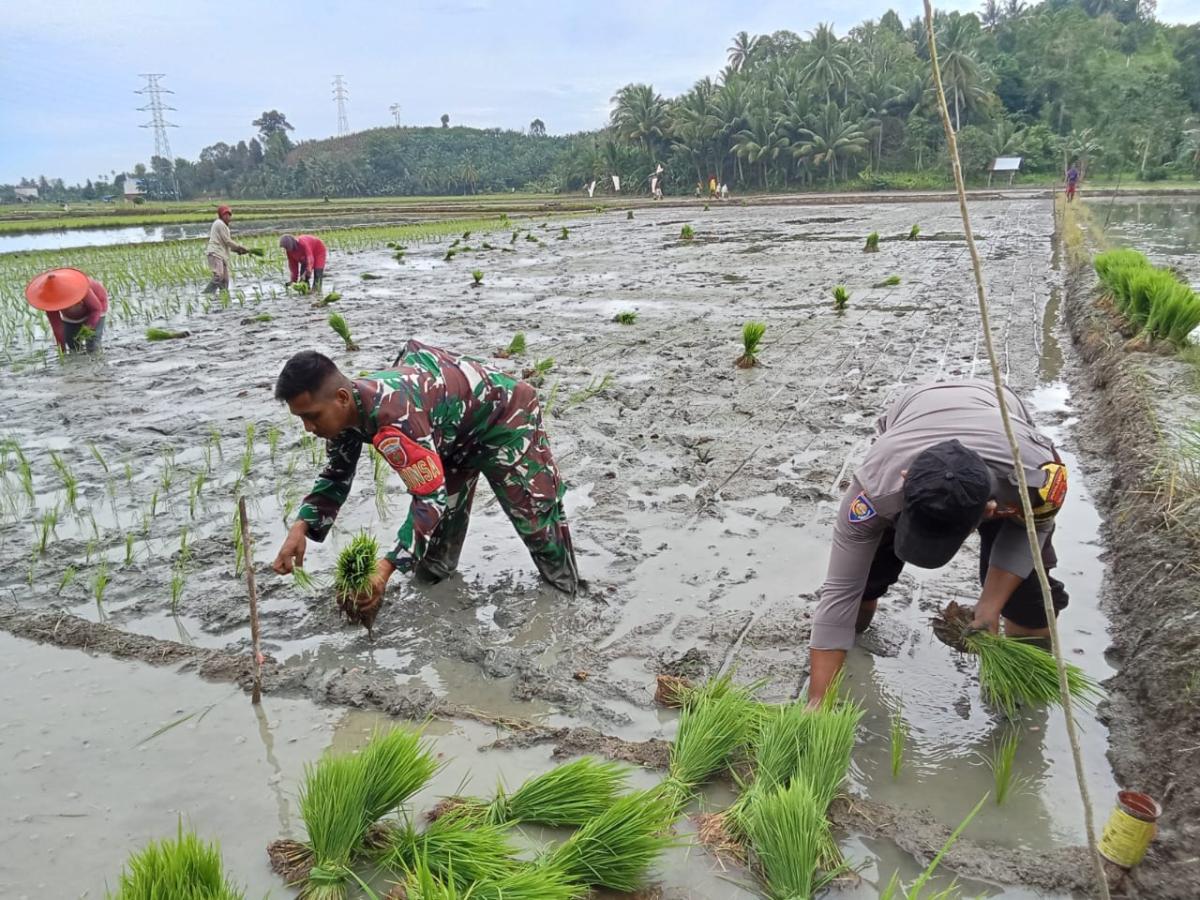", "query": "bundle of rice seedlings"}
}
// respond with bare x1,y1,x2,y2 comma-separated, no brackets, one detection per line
833,285,850,312
557,227,570,240
107,822,245,900
542,785,680,892
613,311,638,325
245,247,266,258
444,248,458,262
627,210,634,220
933,602,1101,717
362,727,440,822
873,275,902,288
486,756,629,826
146,327,190,341
908,224,920,240
654,673,694,708
374,808,517,889
736,321,766,368
666,675,760,794
496,332,525,358
317,291,342,306
334,531,379,628
743,778,842,900
471,270,484,286
680,224,695,240
361,273,382,280
328,313,359,352
864,231,881,252
798,699,864,813
293,281,311,295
